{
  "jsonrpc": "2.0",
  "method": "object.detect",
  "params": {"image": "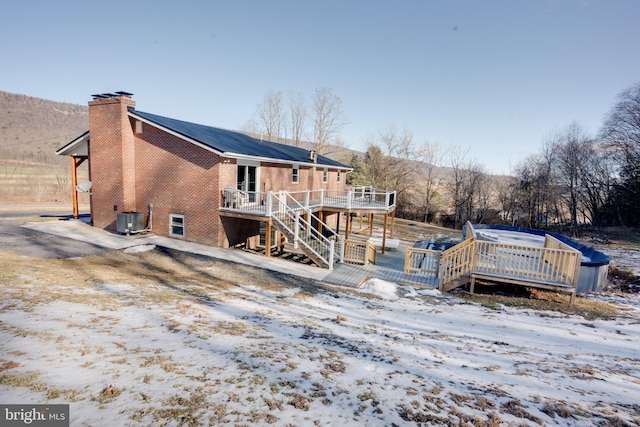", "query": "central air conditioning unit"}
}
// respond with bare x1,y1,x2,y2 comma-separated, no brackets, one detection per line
116,211,144,234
